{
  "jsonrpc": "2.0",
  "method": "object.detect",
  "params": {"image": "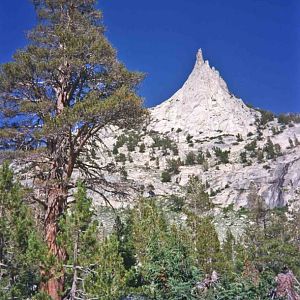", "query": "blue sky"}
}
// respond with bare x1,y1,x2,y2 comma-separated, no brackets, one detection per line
0,0,299,113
